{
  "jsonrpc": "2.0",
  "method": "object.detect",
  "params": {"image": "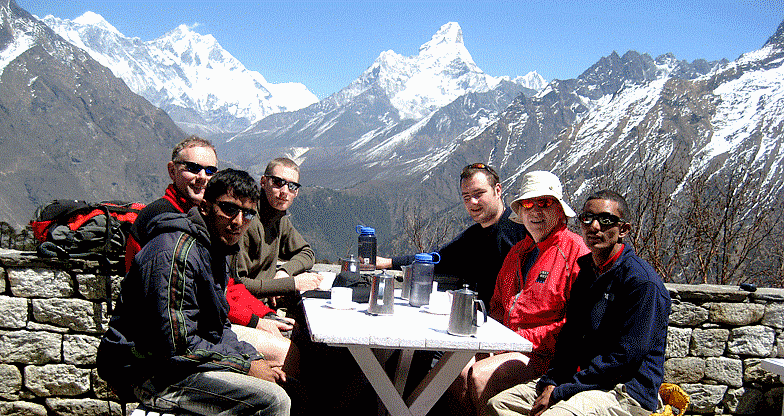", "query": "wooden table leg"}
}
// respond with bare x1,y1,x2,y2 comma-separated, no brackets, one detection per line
395,349,415,395
347,345,413,416
407,351,475,415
